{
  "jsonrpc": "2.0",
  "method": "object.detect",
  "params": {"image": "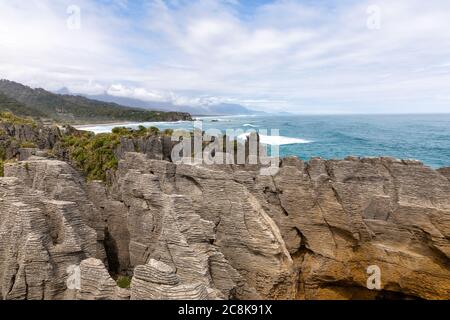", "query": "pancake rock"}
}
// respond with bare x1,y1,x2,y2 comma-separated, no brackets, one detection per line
130,259,212,300
1,152,449,300
0,177,98,299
